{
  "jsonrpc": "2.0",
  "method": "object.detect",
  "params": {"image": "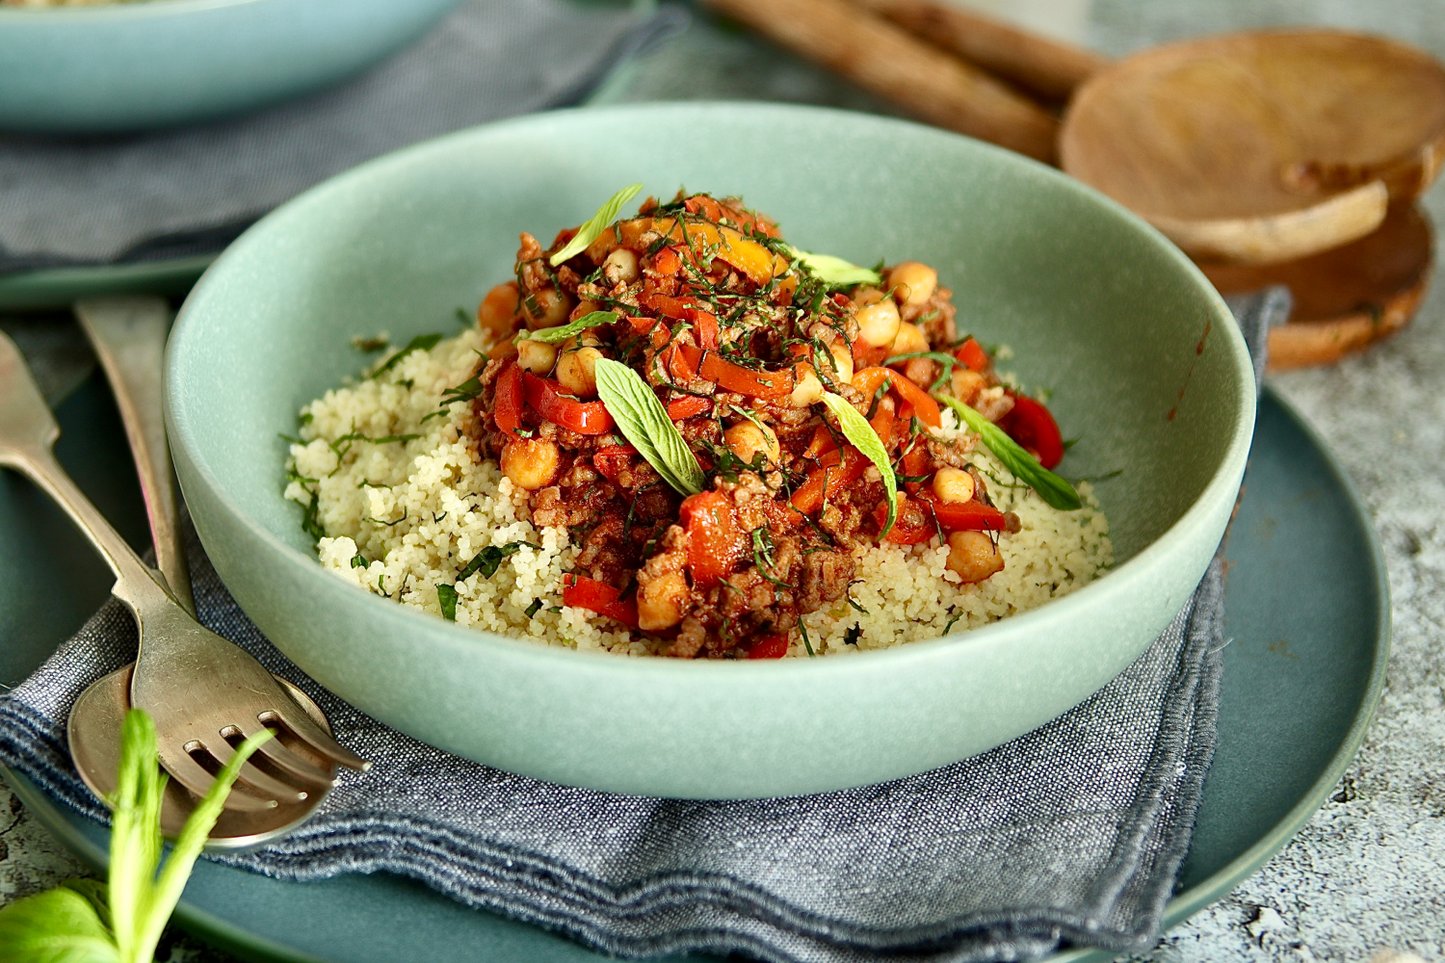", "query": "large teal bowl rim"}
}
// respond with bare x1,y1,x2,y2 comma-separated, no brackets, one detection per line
168,101,1257,681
